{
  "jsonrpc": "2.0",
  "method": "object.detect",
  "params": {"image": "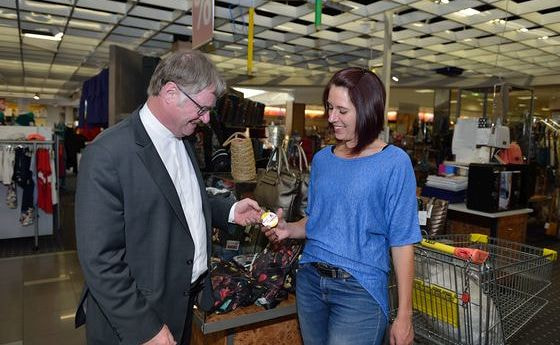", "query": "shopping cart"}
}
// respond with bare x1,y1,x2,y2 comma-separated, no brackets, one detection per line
389,233,557,345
